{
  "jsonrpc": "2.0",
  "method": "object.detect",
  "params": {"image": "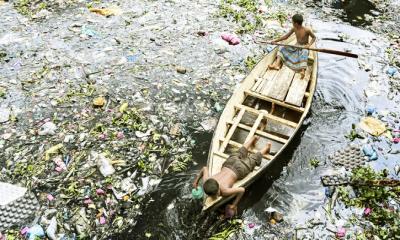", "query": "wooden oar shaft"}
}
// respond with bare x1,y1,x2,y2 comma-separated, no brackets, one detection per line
260,41,358,58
